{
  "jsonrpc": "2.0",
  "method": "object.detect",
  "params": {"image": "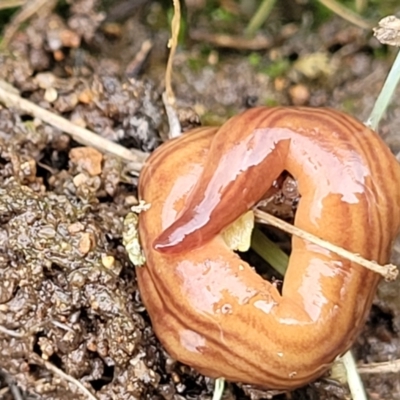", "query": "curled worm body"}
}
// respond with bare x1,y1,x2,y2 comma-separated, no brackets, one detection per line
137,107,400,389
